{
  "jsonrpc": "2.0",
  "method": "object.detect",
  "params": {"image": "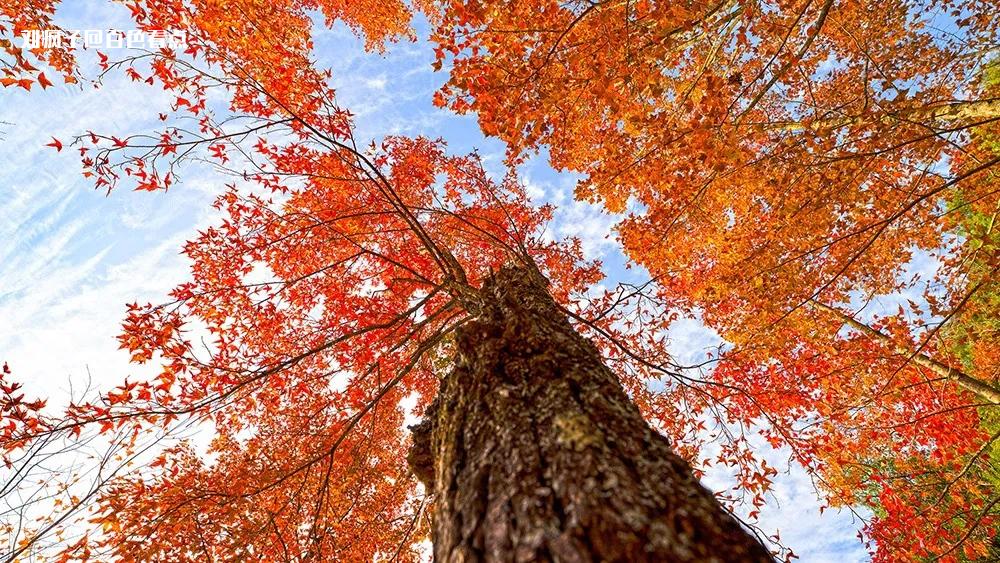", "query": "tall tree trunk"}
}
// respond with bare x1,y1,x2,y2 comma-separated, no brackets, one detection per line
408,266,774,562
